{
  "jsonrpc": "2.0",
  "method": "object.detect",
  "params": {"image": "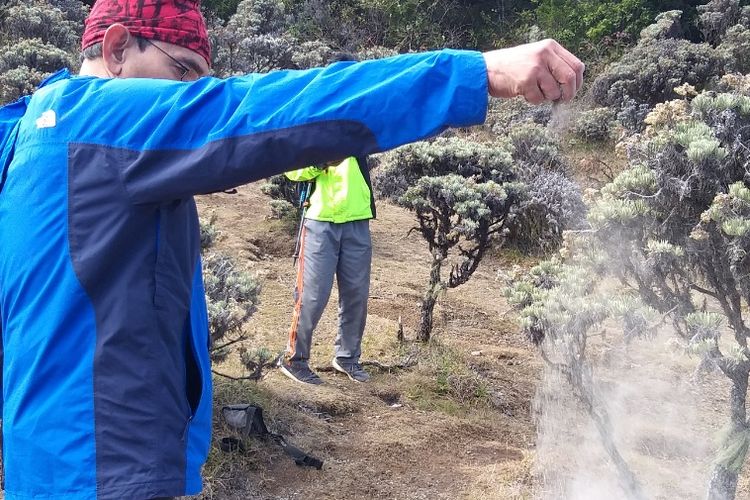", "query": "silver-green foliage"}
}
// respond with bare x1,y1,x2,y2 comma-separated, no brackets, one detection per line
0,0,85,104
200,220,262,365
718,24,750,74
505,255,656,497
582,81,750,499
212,0,296,75
697,0,748,45
505,123,586,253
376,130,585,254
399,173,520,263
486,96,553,132
212,0,339,75
571,107,617,142
374,137,516,202
592,10,726,110
377,138,523,340
376,134,583,339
